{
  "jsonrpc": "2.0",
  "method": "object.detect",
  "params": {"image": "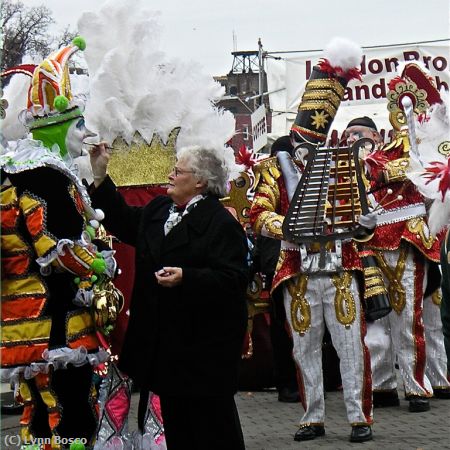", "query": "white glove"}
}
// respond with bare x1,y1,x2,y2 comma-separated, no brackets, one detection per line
358,211,378,229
